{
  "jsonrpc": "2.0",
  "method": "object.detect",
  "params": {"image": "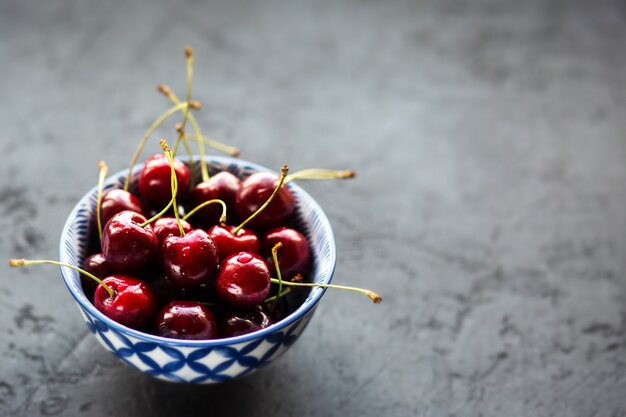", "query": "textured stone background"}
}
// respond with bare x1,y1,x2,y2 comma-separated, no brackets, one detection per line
1,0,625,416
